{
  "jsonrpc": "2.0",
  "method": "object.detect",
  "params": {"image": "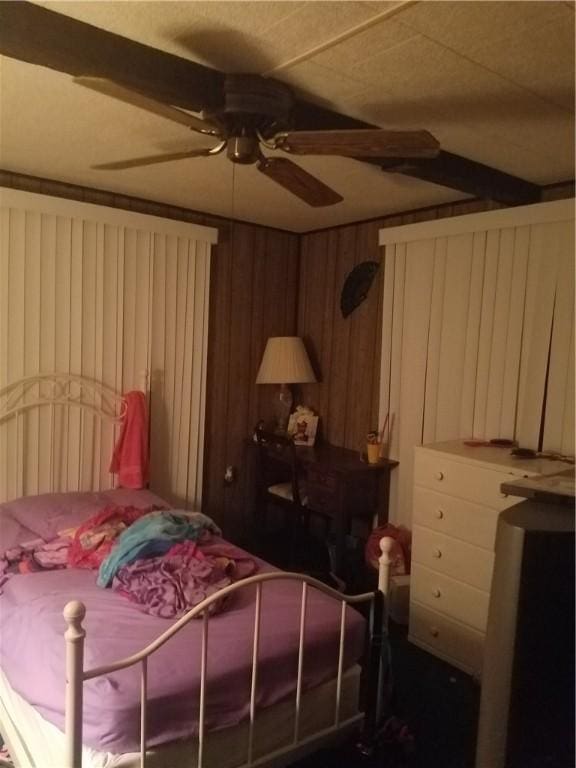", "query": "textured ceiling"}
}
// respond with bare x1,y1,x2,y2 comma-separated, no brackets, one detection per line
0,0,574,232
